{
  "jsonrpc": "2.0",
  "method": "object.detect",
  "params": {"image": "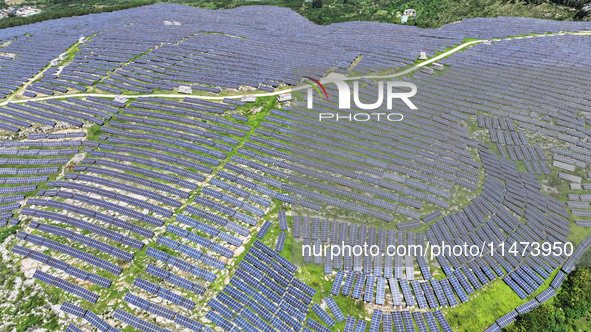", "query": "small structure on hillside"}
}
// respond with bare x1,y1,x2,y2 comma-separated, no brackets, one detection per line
114,95,128,104
277,93,292,102
421,67,434,74
418,51,427,60
15,6,41,17
432,63,444,71
241,95,256,103
403,9,416,17
178,85,193,94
